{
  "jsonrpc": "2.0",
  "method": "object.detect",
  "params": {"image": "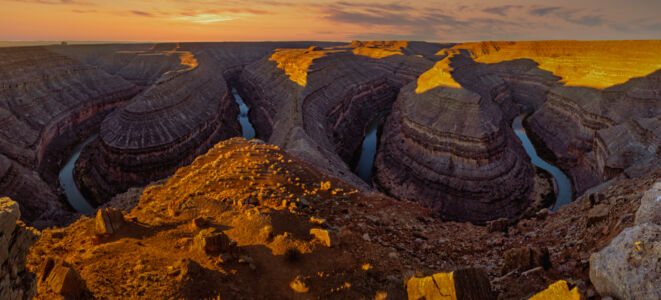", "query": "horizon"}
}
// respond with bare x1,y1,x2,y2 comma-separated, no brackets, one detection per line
2,0,660,42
